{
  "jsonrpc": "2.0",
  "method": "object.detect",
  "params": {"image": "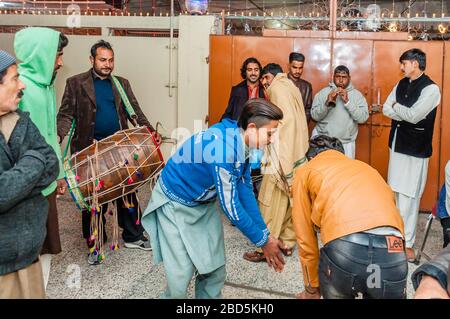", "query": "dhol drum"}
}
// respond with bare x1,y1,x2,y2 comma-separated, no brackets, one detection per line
64,126,164,211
